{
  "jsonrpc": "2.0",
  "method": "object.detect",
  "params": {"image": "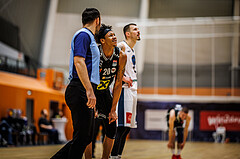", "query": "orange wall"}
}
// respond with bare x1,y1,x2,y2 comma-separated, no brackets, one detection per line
62,104,73,140
0,84,73,140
